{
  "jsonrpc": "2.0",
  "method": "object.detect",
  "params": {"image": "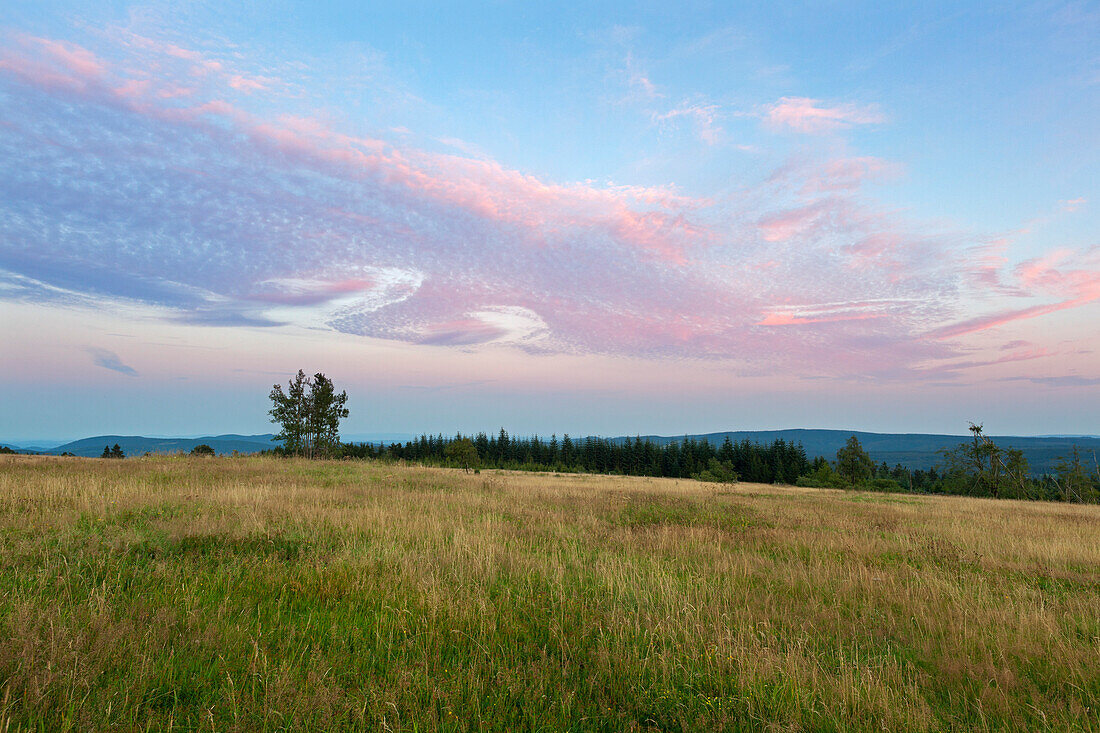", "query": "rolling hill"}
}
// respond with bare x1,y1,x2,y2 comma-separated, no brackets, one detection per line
42,434,280,457
7,428,1098,474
